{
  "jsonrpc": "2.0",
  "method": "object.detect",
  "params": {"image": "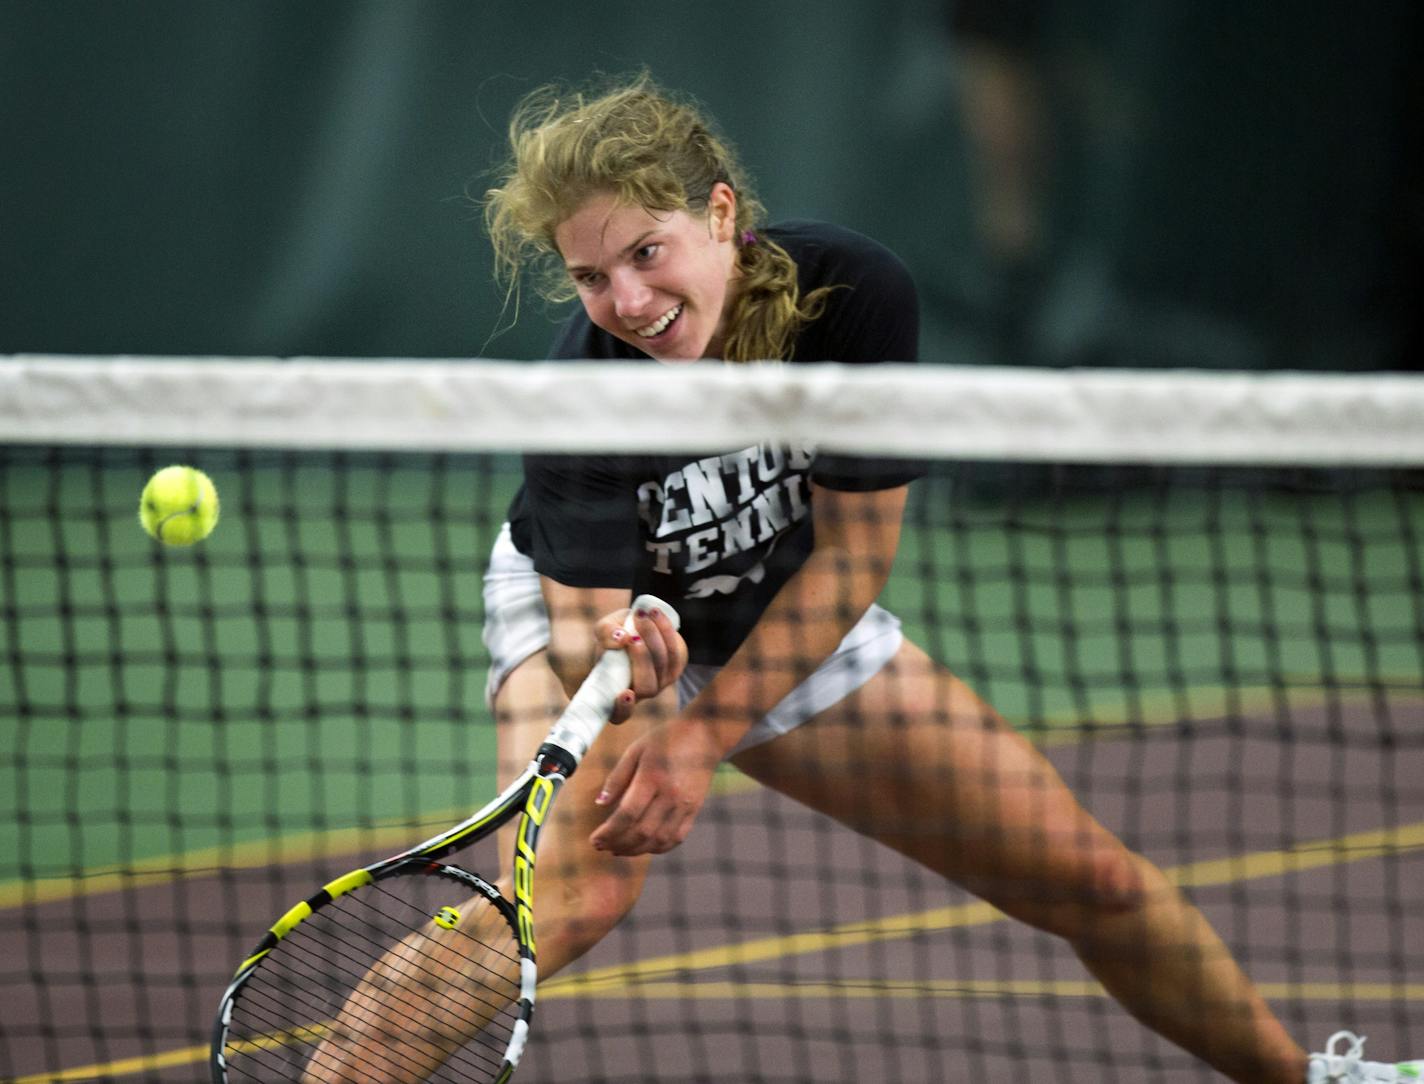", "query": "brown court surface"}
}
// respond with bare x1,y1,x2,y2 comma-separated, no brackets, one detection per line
3,698,1421,1084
